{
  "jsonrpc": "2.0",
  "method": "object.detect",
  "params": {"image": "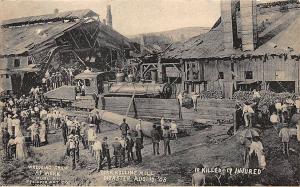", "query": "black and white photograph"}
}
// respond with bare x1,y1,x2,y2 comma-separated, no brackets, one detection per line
0,0,299,186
